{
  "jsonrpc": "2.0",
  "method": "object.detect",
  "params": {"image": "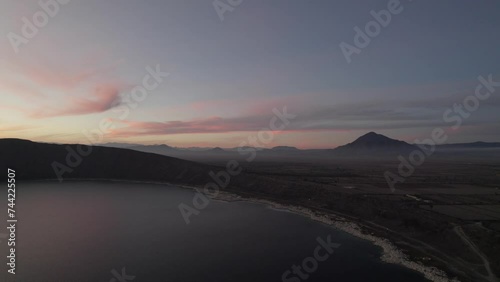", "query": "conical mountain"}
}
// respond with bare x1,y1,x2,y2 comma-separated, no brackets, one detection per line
333,132,416,155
